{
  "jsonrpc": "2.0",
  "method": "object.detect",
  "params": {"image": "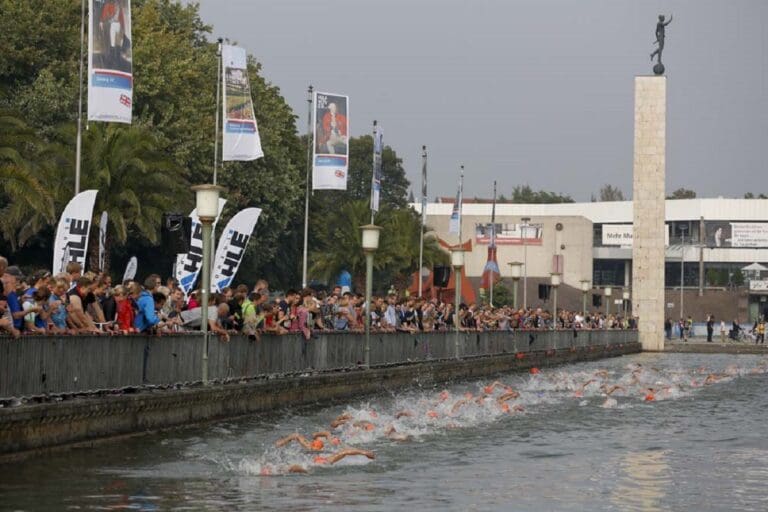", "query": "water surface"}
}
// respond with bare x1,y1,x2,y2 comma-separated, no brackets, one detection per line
2,353,767,511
